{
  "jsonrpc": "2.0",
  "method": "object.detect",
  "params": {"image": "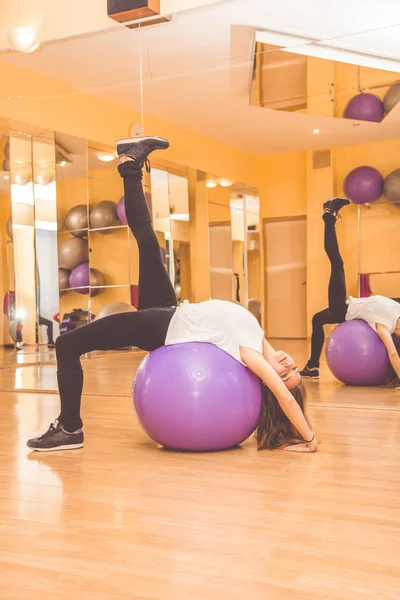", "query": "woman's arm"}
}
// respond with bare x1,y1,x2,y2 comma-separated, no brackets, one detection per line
262,338,276,362
376,323,400,381
240,347,317,452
